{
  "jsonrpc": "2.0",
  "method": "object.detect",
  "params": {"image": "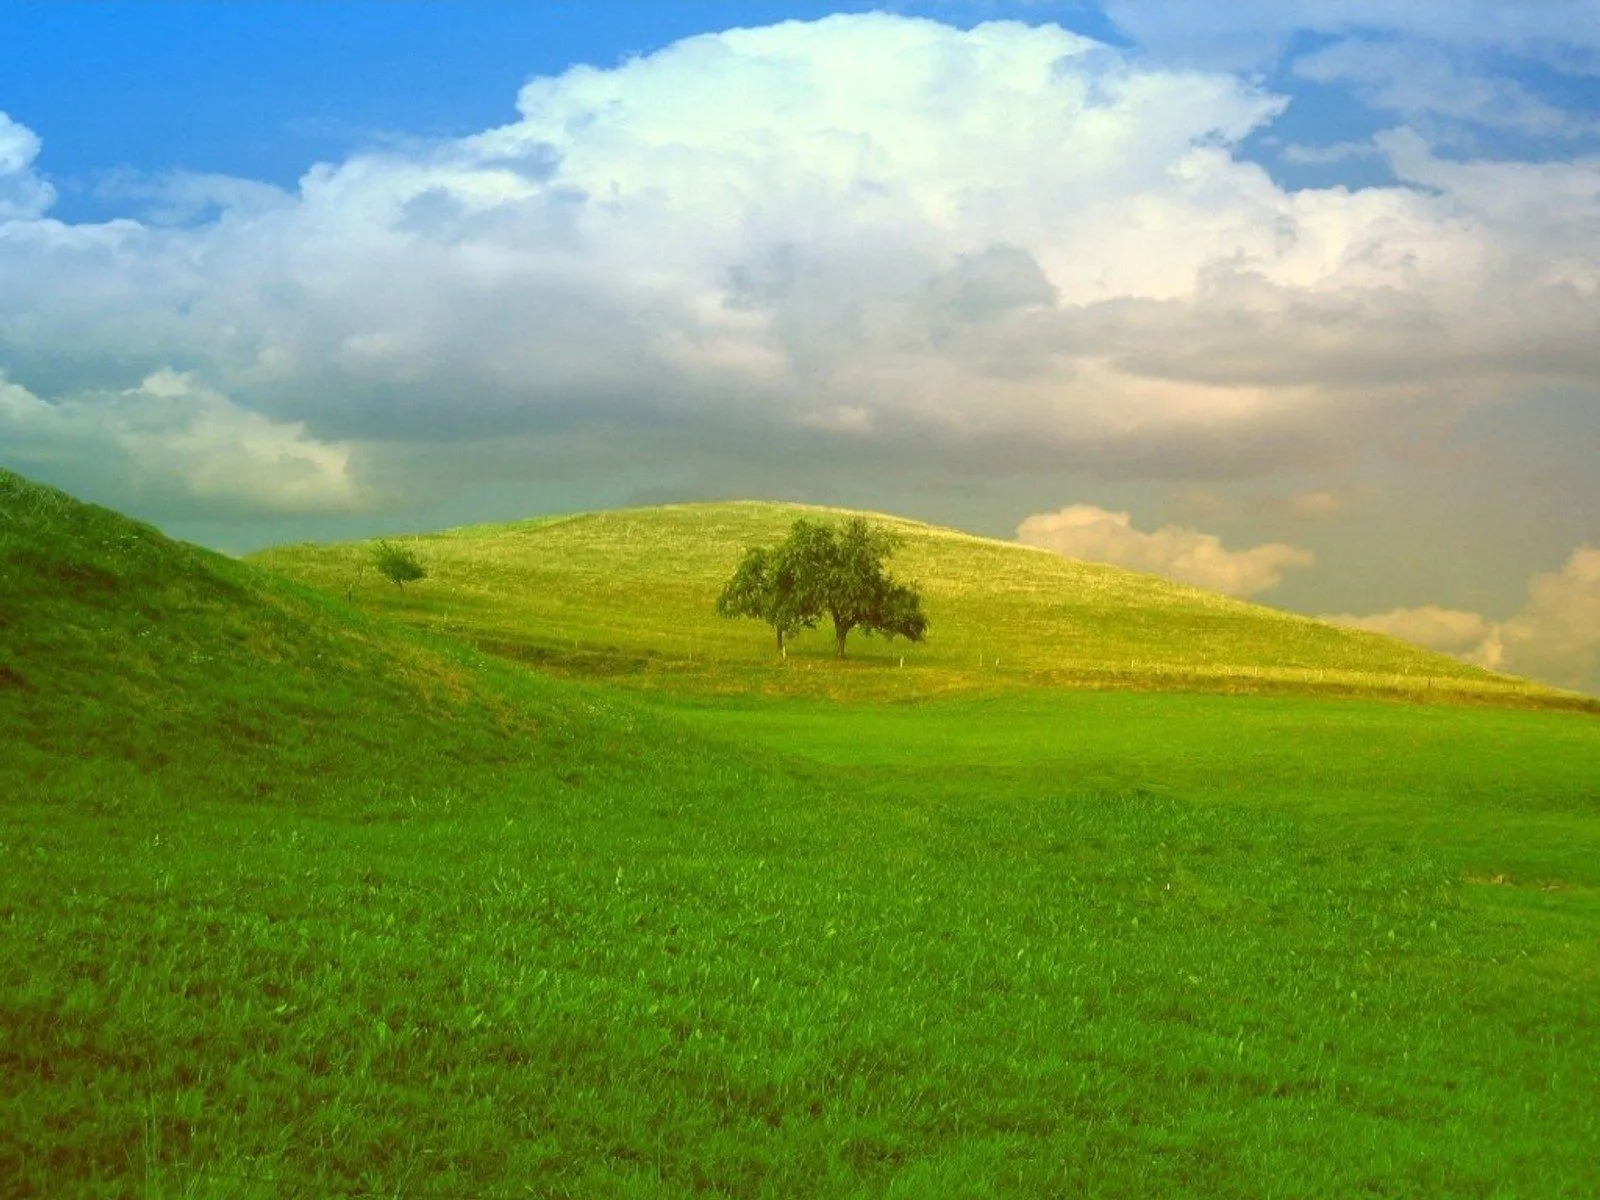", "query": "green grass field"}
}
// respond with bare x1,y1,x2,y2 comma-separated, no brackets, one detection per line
249,502,1582,706
5,469,1599,1197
